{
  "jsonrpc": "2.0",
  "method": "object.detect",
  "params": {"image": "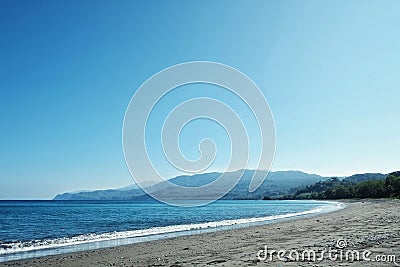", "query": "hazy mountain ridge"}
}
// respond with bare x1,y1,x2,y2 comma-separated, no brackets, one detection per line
53,170,328,200
54,170,394,201
53,188,145,201
343,173,386,183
